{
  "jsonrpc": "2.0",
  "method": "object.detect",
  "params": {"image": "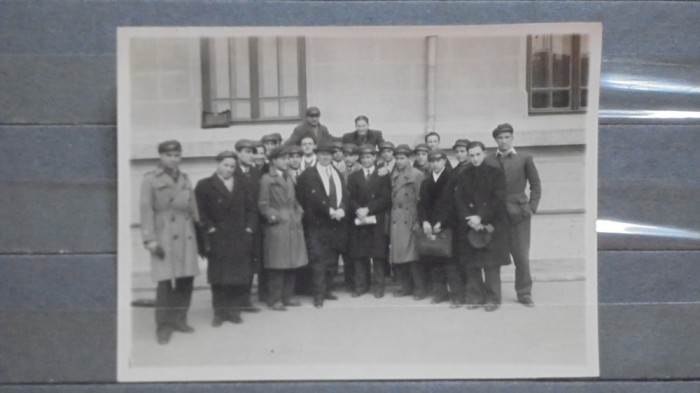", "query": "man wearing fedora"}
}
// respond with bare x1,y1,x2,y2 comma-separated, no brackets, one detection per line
453,141,509,312
285,106,334,147
296,142,348,308
485,123,542,307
